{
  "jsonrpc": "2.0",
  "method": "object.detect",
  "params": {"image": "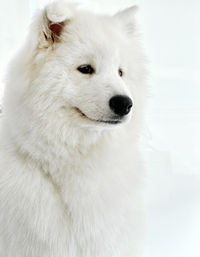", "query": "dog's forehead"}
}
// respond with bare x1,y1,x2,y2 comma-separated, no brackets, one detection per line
73,11,116,33
62,12,126,59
